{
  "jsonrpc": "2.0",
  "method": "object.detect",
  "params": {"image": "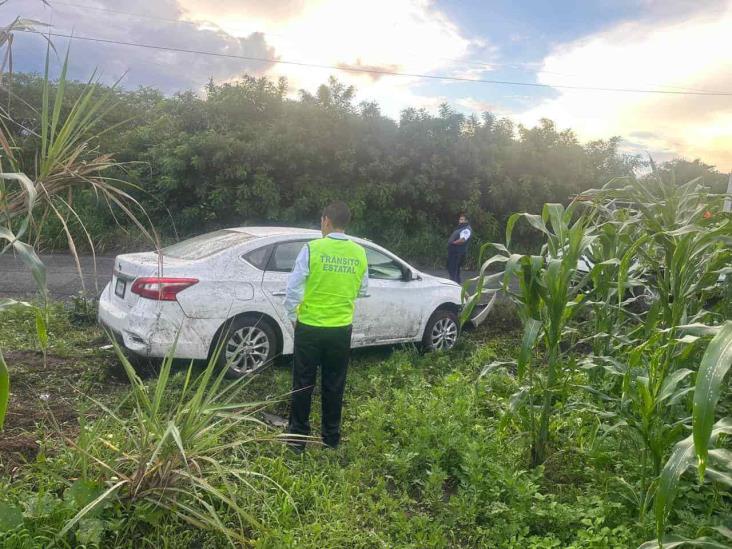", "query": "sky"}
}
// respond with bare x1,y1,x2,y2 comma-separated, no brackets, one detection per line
5,0,732,170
